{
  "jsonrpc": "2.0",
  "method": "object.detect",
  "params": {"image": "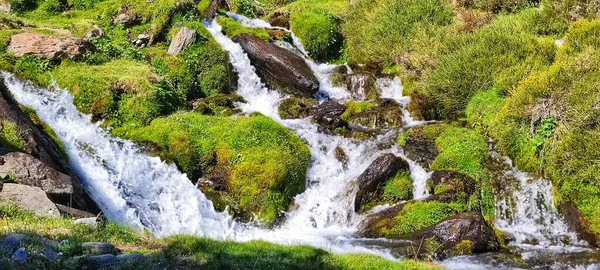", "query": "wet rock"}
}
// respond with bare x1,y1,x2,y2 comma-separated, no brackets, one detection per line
310,100,346,117
402,124,442,168
278,97,316,119
112,6,140,27
413,212,500,258
231,34,319,97
79,254,119,269
192,94,245,116
0,234,26,254
334,146,348,168
358,202,408,237
73,217,99,228
560,202,600,247
81,242,115,255
0,151,73,196
357,154,409,193
0,184,60,217
8,32,90,60
346,99,403,129
314,113,348,130
430,170,478,202
11,247,27,264
268,10,290,29
167,27,197,56
354,154,409,210
346,72,377,101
